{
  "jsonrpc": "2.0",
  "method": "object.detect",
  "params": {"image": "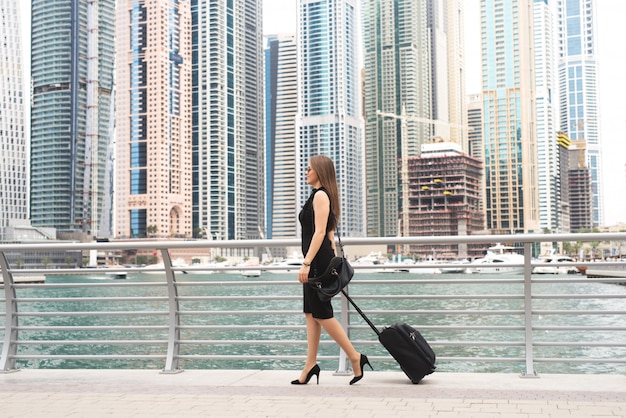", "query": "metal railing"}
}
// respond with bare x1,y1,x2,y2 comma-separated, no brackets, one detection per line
1,233,626,376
